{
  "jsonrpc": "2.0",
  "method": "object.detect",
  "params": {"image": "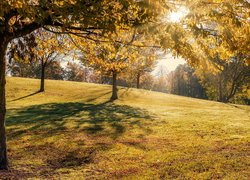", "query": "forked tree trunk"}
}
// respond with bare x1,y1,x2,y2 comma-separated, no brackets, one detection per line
110,71,118,101
39,62,46,92
0,36,9,170
136,72,140,89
